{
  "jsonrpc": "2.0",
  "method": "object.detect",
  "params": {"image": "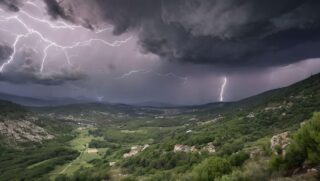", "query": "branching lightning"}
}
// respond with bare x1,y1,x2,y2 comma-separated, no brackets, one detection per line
115,69,188,84
219,76,227,102
0,2,132,73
